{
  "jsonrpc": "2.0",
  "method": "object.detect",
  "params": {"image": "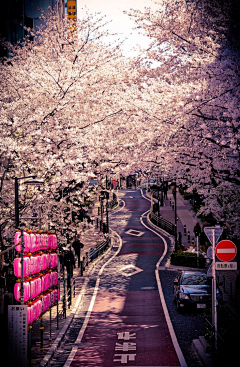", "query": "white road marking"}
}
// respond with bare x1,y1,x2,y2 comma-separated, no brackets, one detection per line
140,189,188,367
119,264,143,277
125,229,145,237
63,230,123,367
